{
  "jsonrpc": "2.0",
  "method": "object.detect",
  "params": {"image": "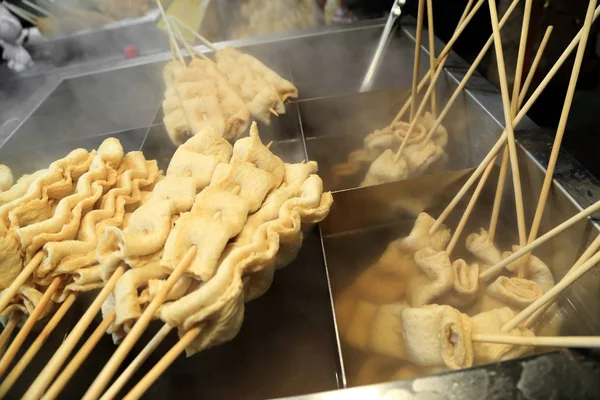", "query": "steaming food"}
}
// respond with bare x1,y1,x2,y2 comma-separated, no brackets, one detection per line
0,121,331,368
161,47,297,145
94,121,332,357
332,112,448,188
215,47,298,124
335,213,560,380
